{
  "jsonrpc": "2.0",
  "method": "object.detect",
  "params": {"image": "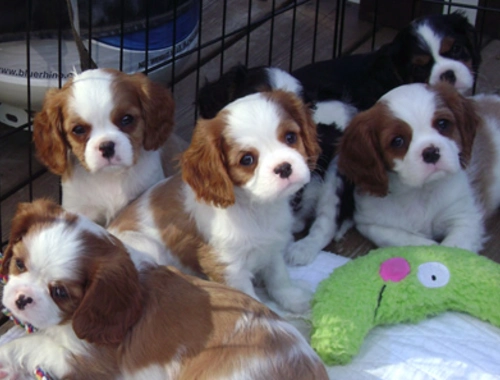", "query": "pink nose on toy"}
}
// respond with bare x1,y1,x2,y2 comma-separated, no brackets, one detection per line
379,257,410,282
